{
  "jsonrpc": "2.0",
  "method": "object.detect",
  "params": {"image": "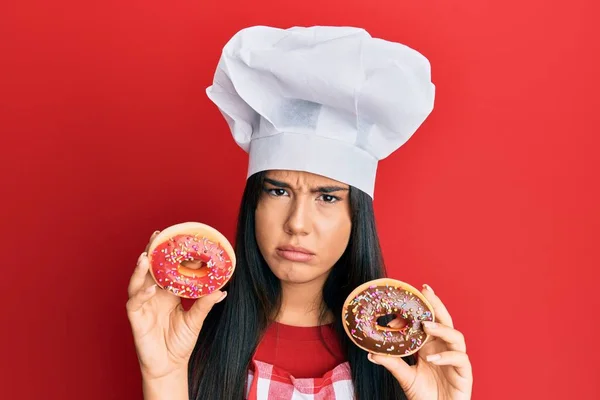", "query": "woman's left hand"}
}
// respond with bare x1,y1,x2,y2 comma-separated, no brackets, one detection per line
368,284,473,400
